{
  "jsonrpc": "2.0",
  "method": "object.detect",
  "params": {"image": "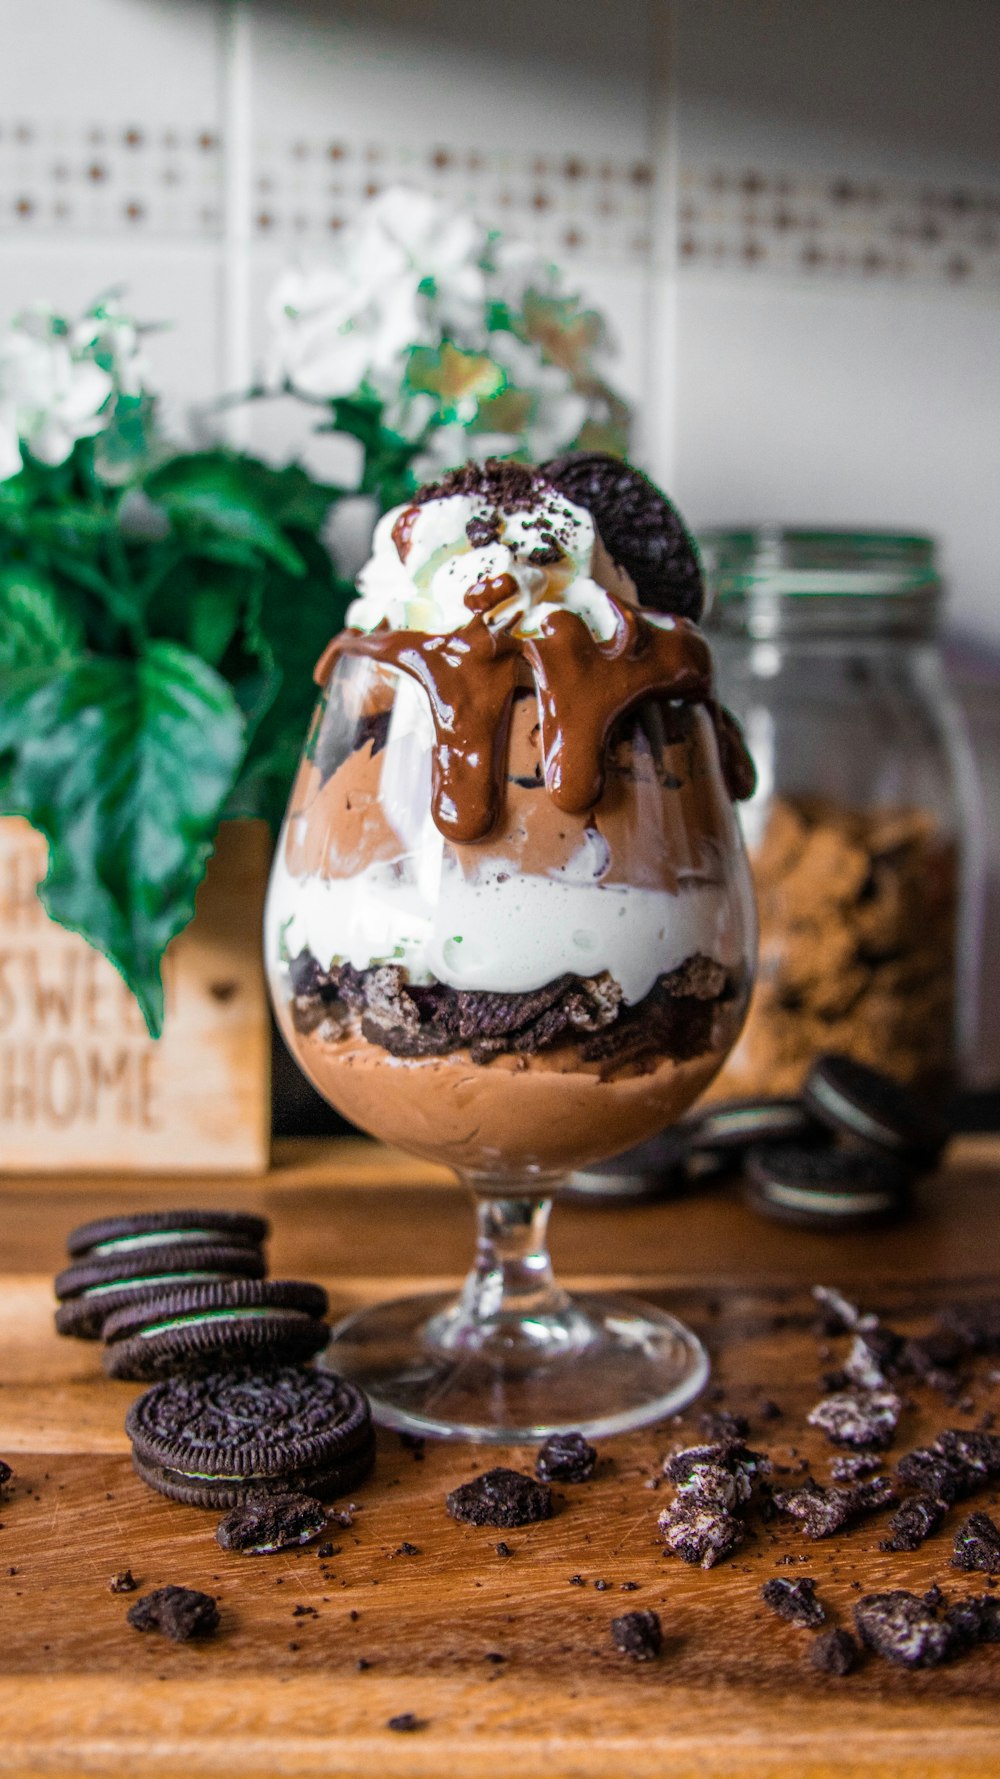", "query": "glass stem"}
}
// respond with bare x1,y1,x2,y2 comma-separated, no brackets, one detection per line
425,1182,591,1358
461,1194,569,1329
